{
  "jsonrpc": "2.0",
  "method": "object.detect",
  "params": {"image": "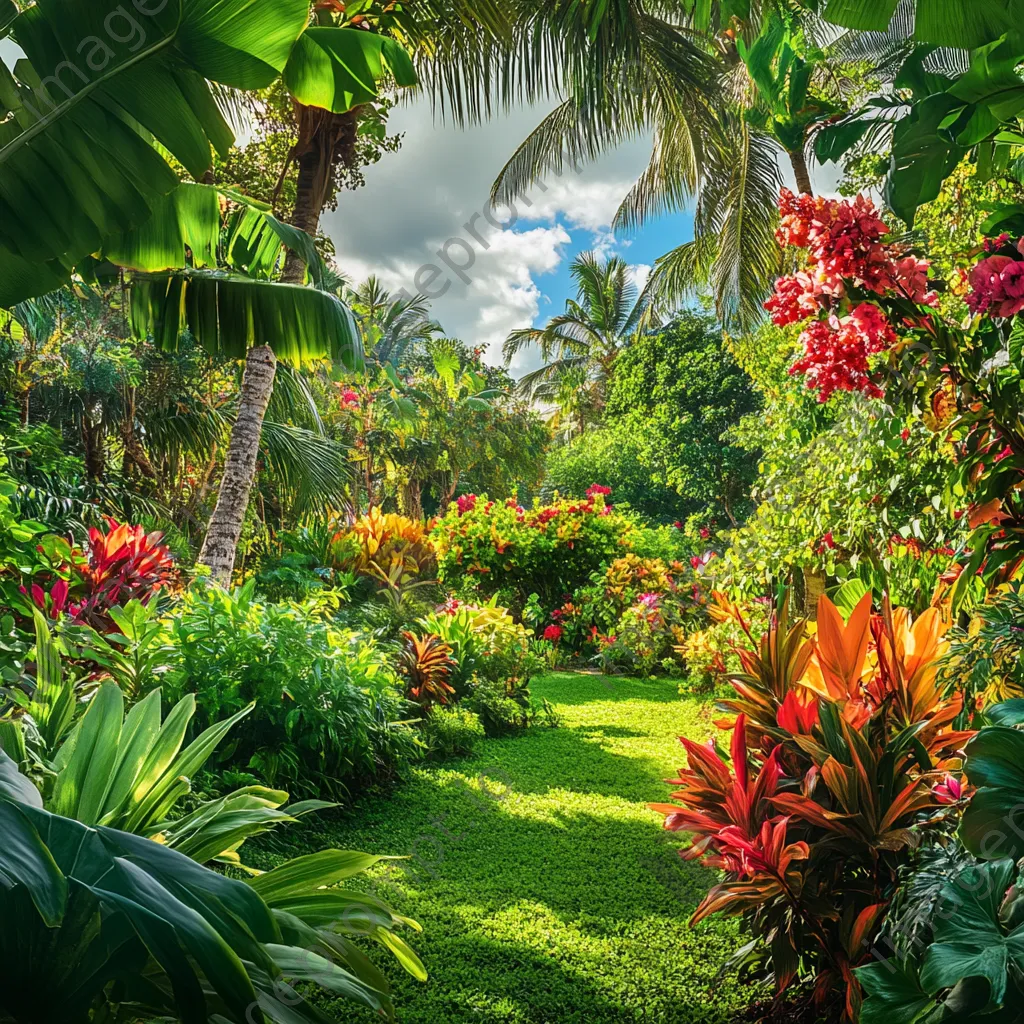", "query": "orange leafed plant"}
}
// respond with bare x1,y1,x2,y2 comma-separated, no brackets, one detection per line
399,631,455,709
654,587,974,1021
